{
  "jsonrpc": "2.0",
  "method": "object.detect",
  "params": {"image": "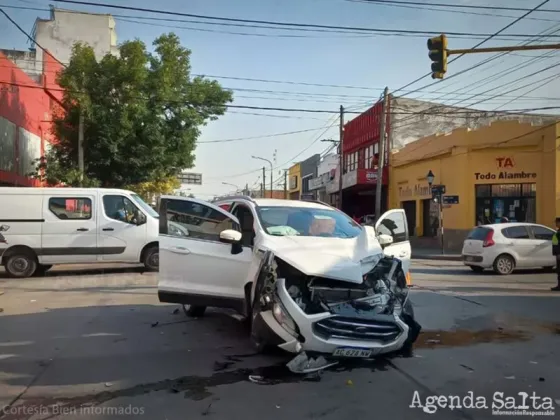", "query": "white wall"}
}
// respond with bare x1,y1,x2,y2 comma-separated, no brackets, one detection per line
17,127,41,177
317,153,338,176
34,9,118,65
